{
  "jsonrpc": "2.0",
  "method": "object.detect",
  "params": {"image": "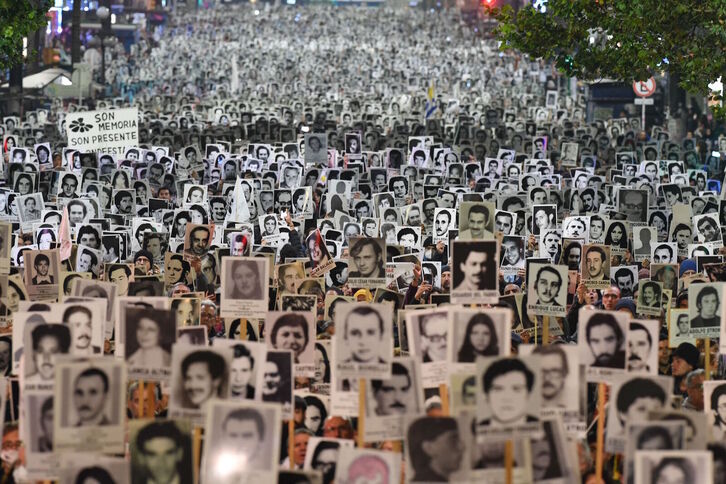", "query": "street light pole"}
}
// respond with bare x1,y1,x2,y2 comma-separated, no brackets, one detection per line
96,2,111,92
